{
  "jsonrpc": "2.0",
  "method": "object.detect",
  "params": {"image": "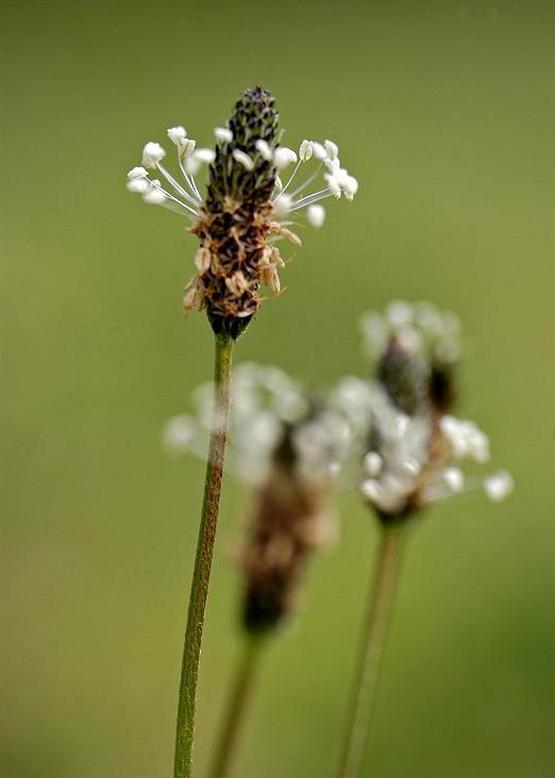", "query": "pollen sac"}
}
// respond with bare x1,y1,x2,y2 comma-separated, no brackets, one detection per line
377,339,427,416
193,87,280,339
